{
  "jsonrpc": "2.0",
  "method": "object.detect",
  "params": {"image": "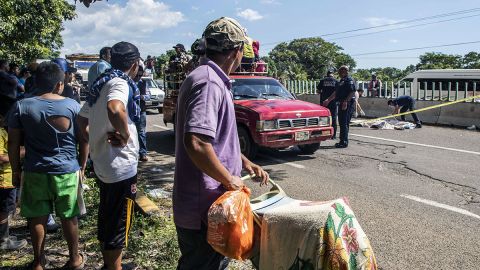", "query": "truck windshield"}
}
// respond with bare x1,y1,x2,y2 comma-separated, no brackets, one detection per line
232,78,294,100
